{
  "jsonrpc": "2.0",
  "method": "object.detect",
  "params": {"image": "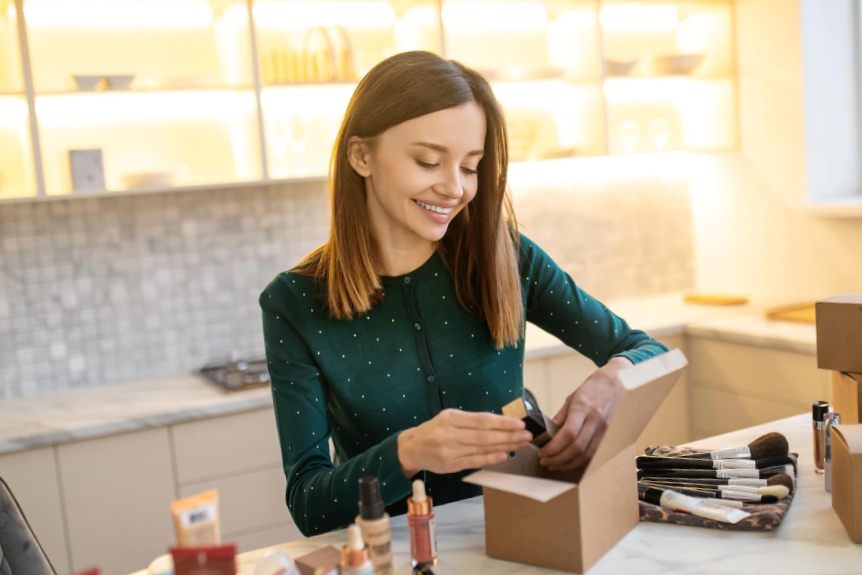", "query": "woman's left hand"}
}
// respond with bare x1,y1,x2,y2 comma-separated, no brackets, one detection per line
537,356,633,471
